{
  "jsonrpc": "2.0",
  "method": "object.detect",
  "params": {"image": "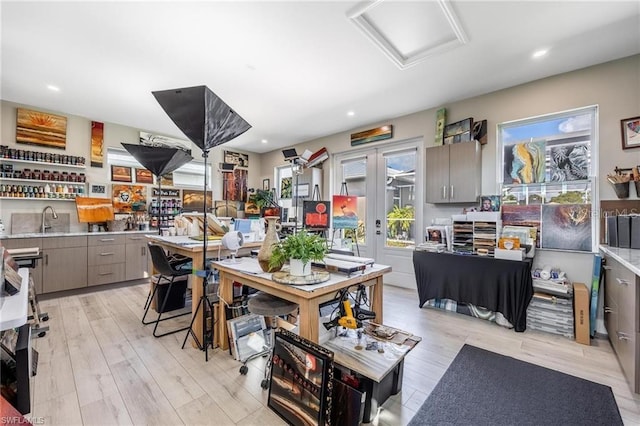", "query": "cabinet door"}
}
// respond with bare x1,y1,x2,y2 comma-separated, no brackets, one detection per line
0,238,43,294
125,240,150,281
449,141,481,203
43,246,88,292
425,145,450,203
